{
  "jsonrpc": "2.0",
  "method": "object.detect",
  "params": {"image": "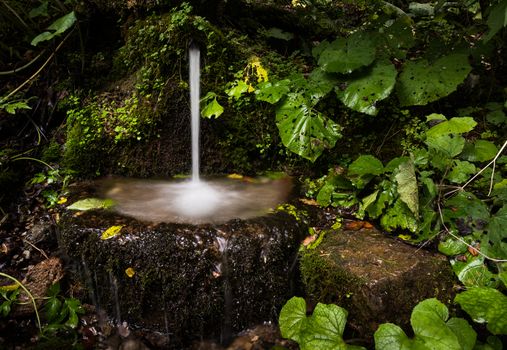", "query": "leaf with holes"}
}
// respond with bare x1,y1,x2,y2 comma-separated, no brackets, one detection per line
276,92,342,162
396,53,471,106
335,60,397,115
317,31,376,74
255,80,291,104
